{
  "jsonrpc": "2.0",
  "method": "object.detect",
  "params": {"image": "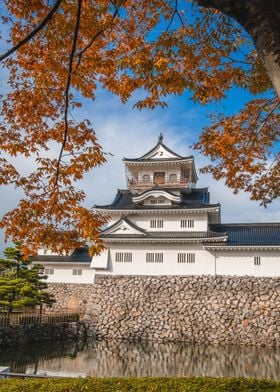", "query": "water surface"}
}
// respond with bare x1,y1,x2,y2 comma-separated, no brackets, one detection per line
1,339,280,380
